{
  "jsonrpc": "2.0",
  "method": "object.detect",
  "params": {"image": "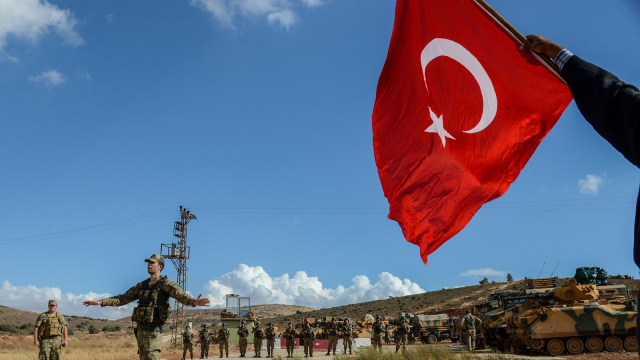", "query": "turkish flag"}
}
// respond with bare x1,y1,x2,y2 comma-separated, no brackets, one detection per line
372,0,573,264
